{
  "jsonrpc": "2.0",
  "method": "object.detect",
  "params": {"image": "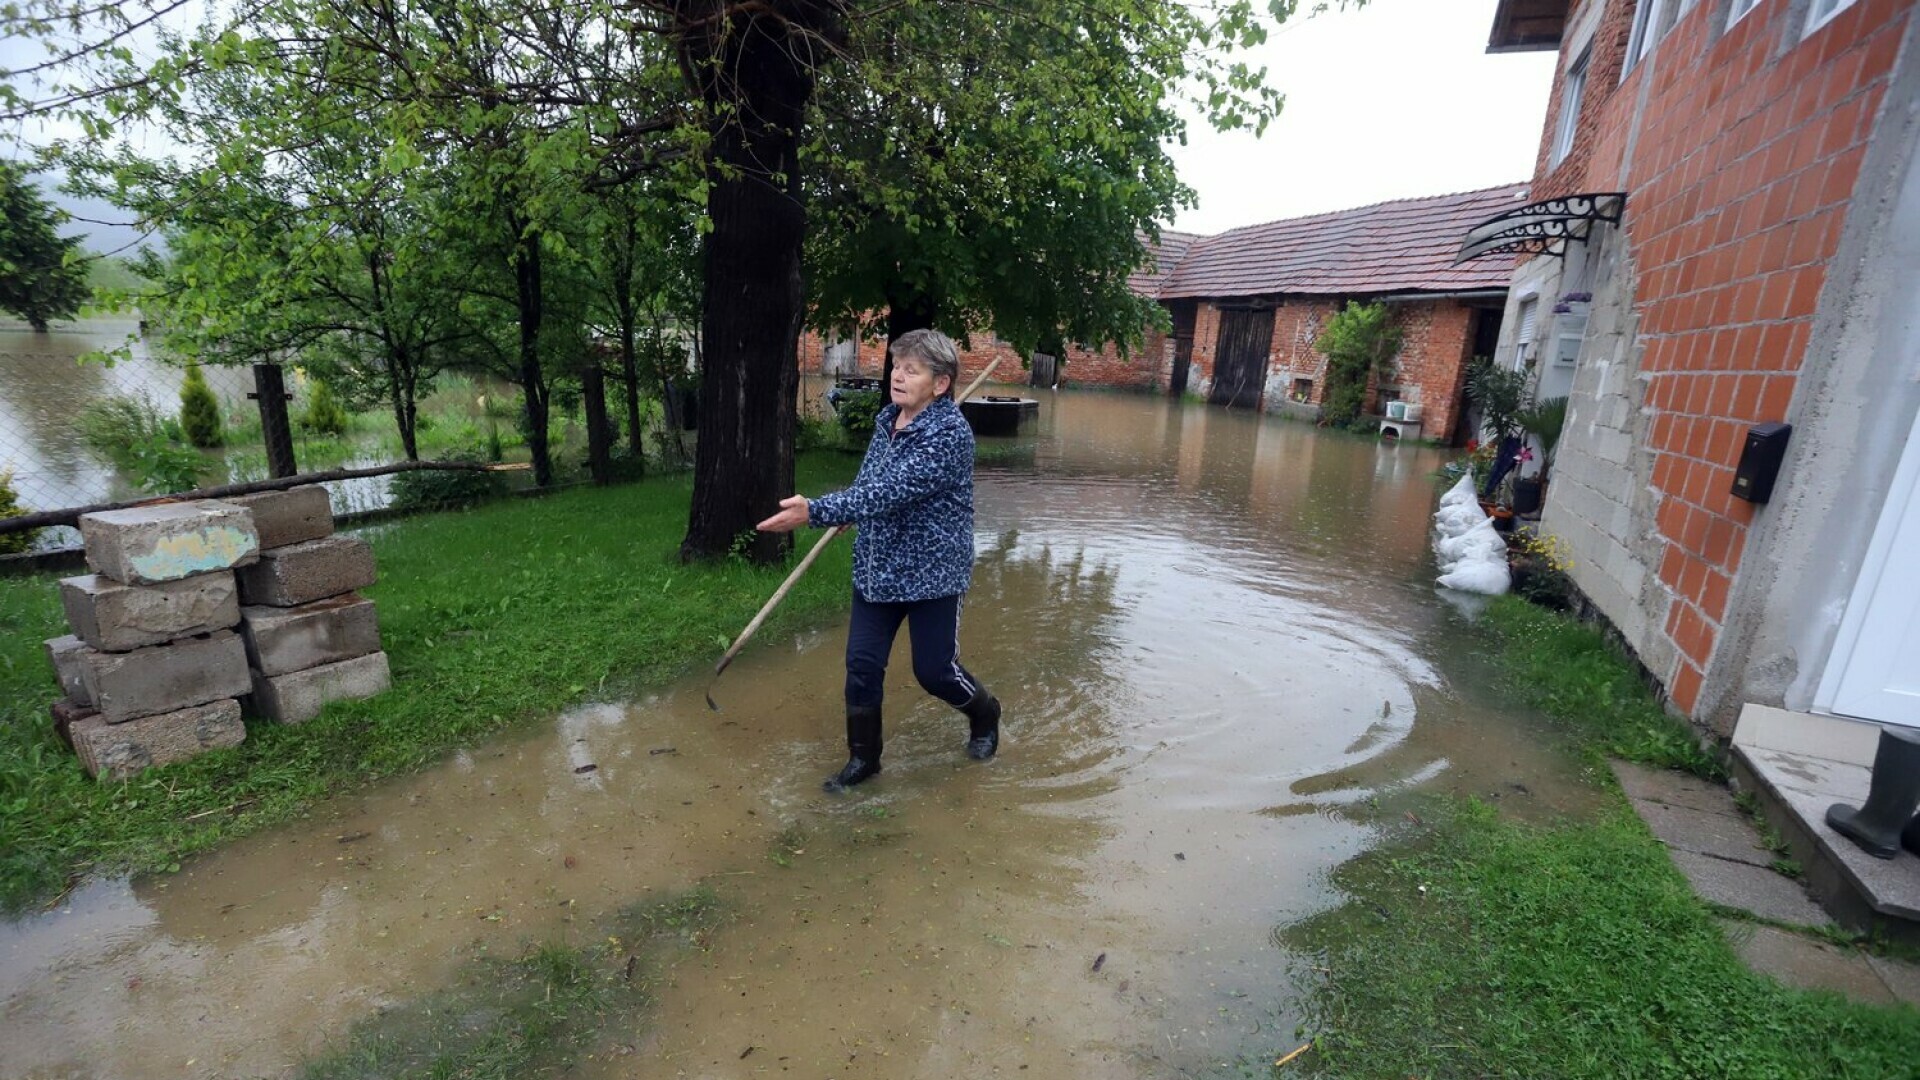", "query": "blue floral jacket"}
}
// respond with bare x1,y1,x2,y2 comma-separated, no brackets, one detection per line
808,397,974,602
